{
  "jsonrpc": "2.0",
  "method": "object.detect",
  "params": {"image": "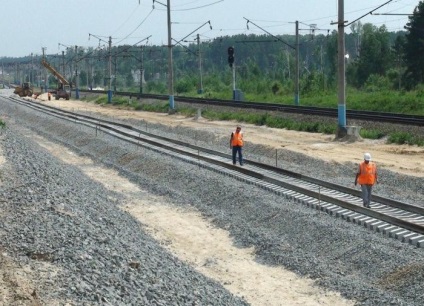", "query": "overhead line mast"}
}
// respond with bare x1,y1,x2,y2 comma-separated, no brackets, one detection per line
333,0,393,138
